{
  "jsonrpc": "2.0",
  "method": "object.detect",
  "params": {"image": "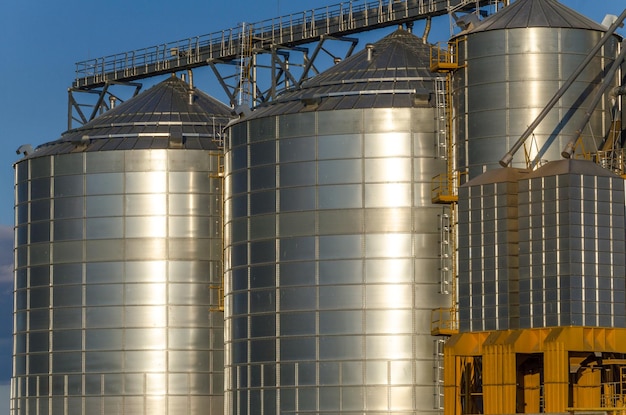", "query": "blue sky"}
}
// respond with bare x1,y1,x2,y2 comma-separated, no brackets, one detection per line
0,0,624,412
